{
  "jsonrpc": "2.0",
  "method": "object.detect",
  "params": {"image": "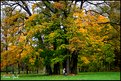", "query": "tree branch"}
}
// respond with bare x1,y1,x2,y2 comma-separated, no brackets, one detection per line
80,0,85,9
86,1,105,7
98,21,120,25
85,9,107,17
42,1,56,13
21,1,32,16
